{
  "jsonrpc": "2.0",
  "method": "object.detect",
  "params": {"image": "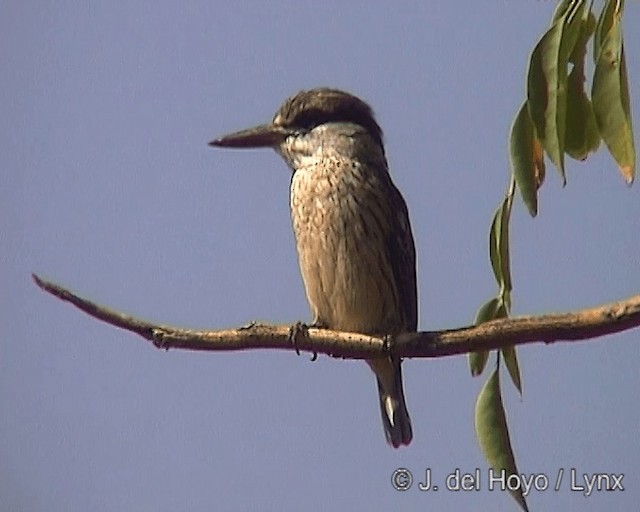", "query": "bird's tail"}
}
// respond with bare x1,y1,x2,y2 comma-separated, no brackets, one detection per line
367,357,413,448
